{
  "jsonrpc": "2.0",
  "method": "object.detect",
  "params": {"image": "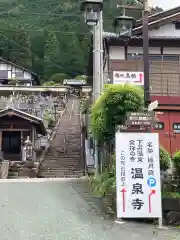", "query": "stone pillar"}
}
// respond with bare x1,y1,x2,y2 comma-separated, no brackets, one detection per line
20,131,23,161
0,131,3,158
32,126,36,161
